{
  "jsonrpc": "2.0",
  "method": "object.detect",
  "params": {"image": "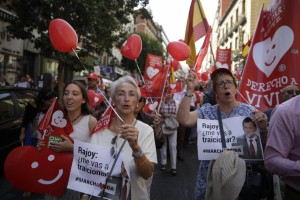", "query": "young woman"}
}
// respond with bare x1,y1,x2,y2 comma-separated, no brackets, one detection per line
90,76,157,200
38,81,97,200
